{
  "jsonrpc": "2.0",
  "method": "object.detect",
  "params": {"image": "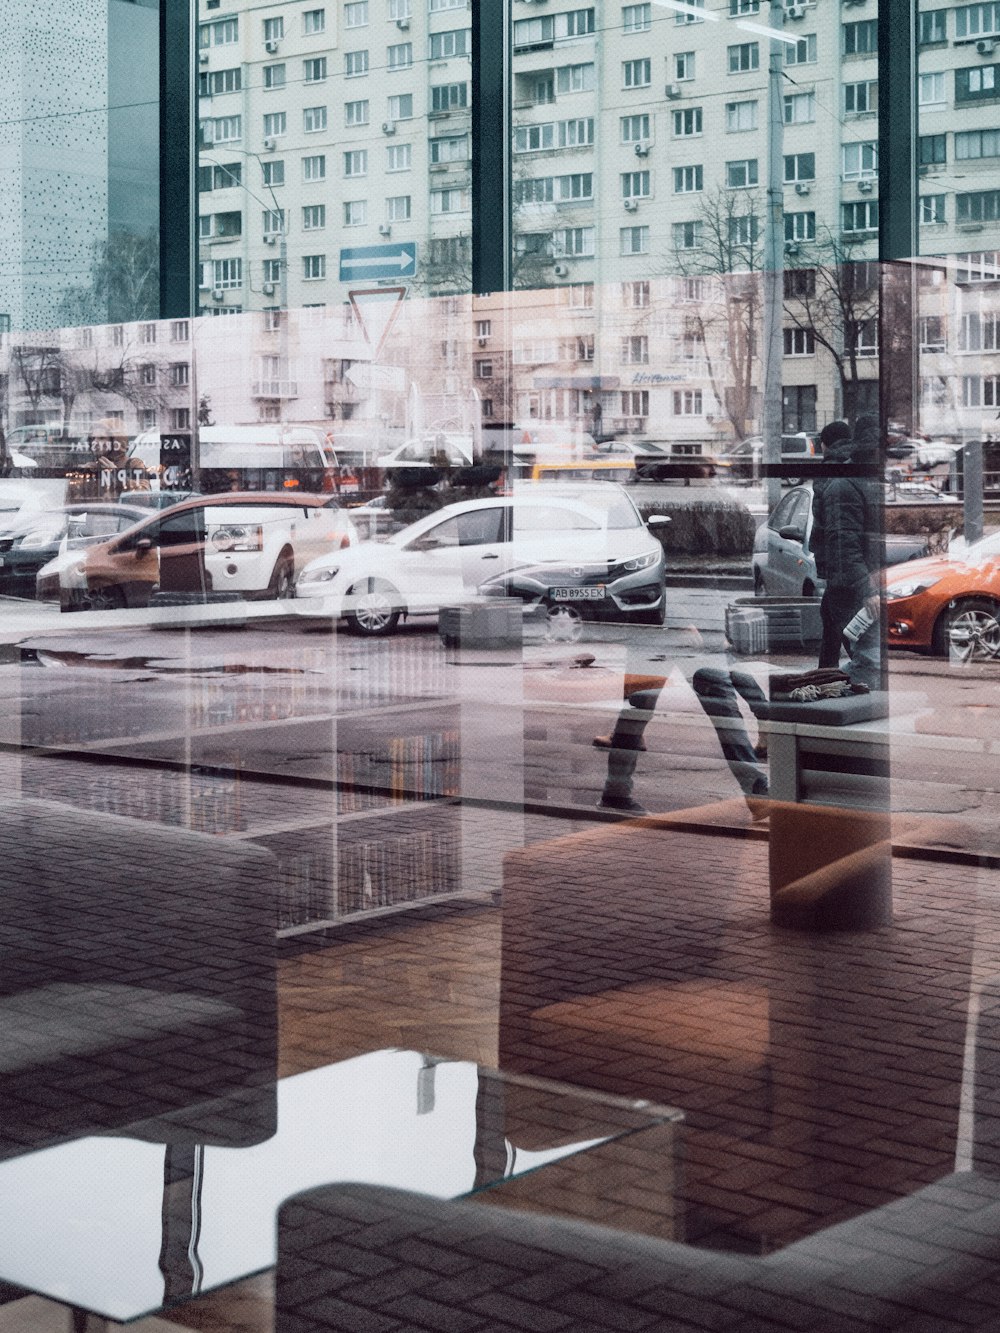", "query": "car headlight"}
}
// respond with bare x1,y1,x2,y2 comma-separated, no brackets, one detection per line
299,567,338,584
21,529,61,549
624,551,661,573
887,577,940,599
